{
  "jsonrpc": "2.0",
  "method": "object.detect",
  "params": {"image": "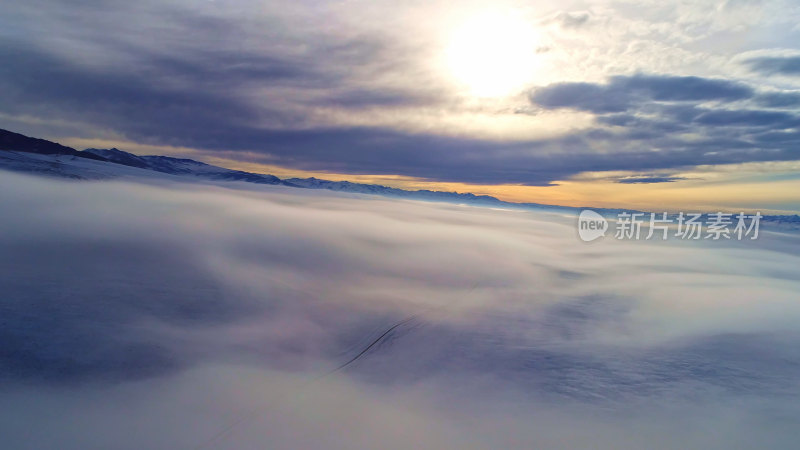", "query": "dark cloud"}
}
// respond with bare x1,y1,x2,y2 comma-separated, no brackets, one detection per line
619,74,754,101
321,88,436,109
616,176,687,184
529,74,754,114
518,75,800,181
744,55,800,76
751,130,800,145
755,92,800,108
0,40,269,142
530,82,630,113
693,109,796,127
596,113,691,134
